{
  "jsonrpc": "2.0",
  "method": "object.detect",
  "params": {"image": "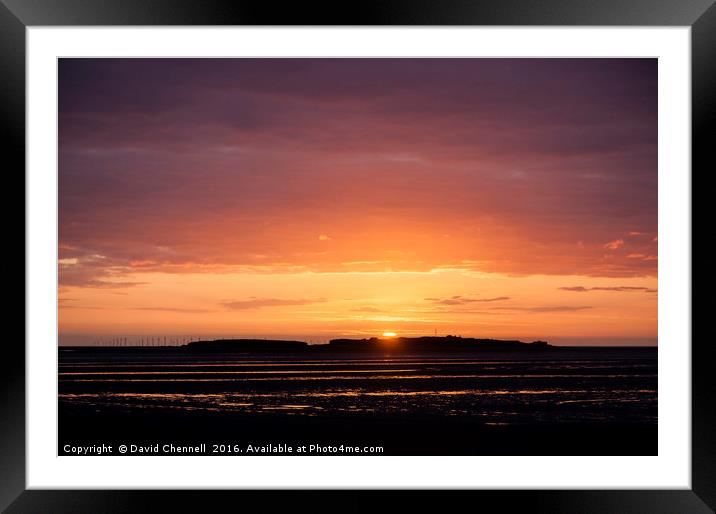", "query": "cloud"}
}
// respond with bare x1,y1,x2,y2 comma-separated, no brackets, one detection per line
221,297,327,310
603,239,625,250
58,249,152,289
130,307,216,313
626,253,658,262
423,304,592,314
77,280,148,289
350,306,382,312
425,295,511,306
57,304,106,310
559,286,657,293
492,305,593,313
